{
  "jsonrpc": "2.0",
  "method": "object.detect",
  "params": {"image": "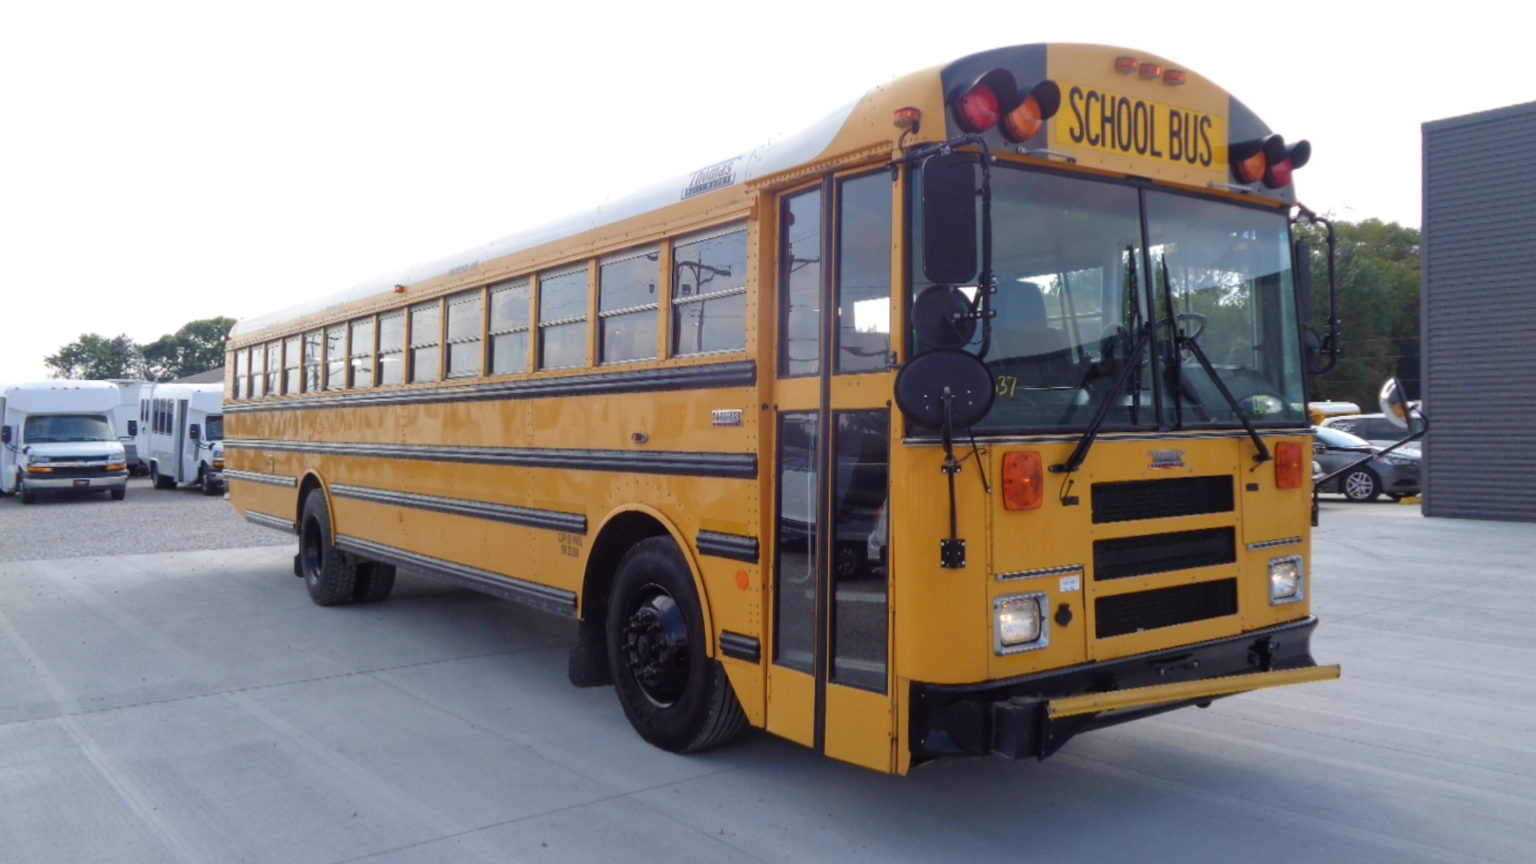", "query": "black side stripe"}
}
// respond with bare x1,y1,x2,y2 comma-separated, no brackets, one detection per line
336,534,577,618
225,469,298,488
225,439,756,480
332,484,587,534
225,360,756,414
719,632,761,663
244,510,295,534
696,530,759,563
